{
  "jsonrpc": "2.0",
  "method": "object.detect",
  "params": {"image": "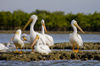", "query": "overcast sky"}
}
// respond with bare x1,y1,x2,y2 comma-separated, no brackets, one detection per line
0,0,100,14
